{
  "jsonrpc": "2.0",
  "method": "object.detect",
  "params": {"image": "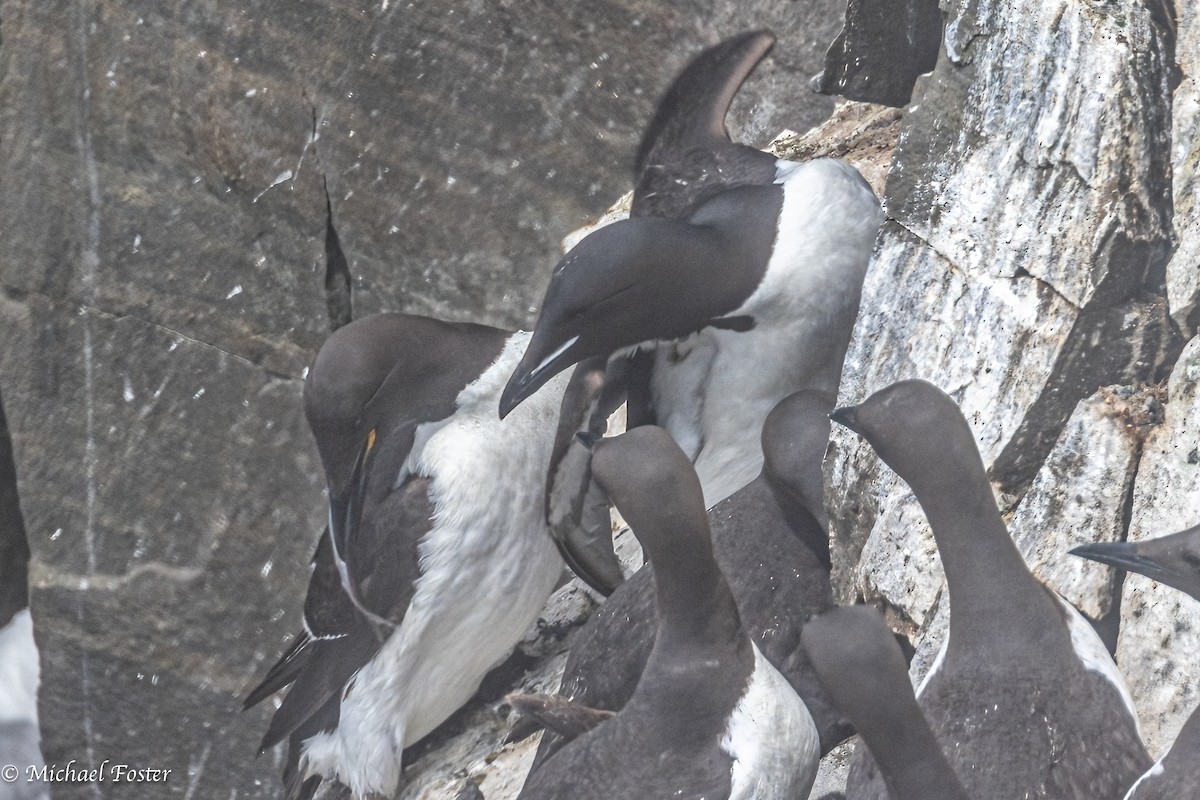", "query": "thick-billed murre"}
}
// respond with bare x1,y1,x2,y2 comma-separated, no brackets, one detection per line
245,313,569,800
529,390,848,766
832,380,1151,799
1072,524,1200,799
516,426,819,800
